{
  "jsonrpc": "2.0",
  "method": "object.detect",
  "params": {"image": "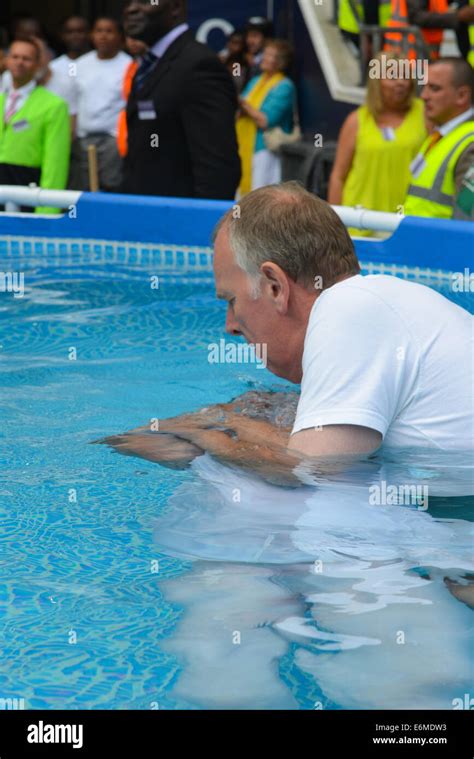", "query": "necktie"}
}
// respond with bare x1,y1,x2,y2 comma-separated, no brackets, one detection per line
134,51,159,92
5,90,20,123
424,130,442,155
